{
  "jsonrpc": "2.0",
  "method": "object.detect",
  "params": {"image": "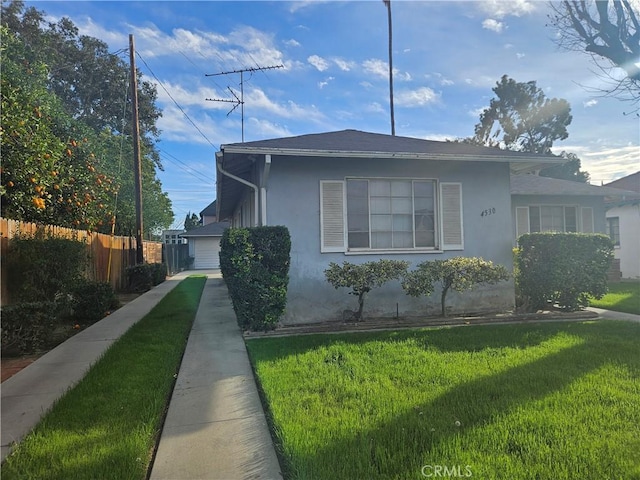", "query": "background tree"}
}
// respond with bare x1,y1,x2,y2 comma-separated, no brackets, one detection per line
548,0,640,110
1,1,173,235
184,212,200,230
468,75,589,182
